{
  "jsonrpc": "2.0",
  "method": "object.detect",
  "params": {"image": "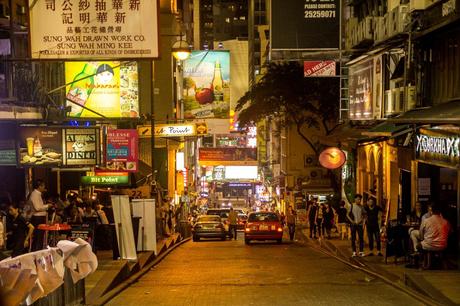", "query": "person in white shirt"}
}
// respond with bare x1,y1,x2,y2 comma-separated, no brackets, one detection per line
412,203,450,253
30,179,51,251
